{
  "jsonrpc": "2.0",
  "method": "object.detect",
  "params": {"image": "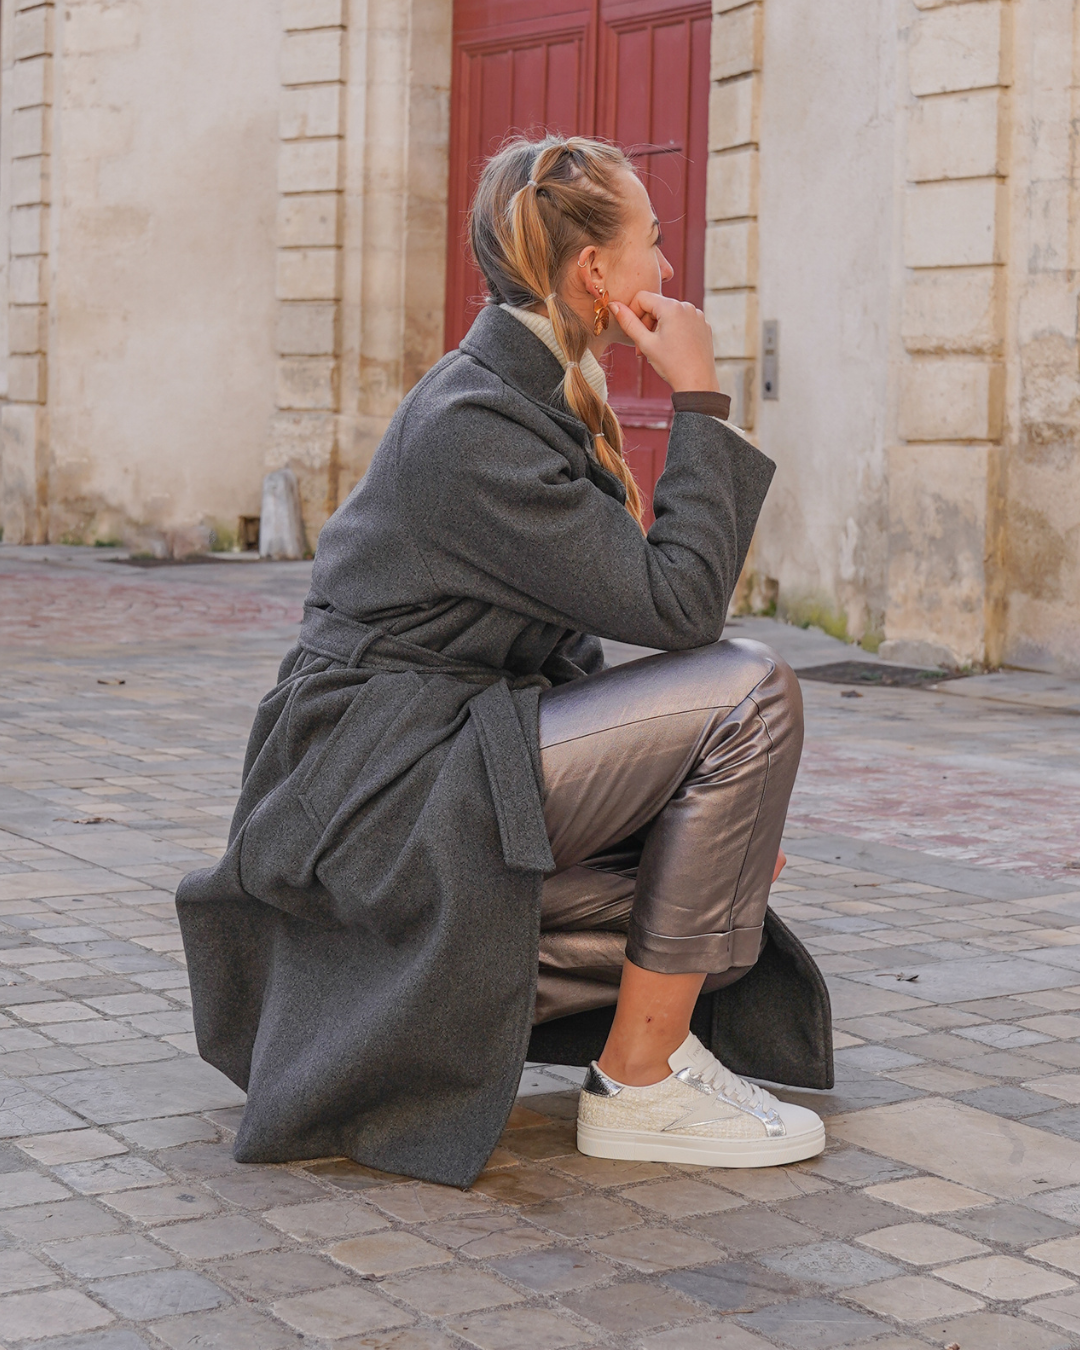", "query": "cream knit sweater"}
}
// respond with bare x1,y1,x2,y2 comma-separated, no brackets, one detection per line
500,304,609,402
